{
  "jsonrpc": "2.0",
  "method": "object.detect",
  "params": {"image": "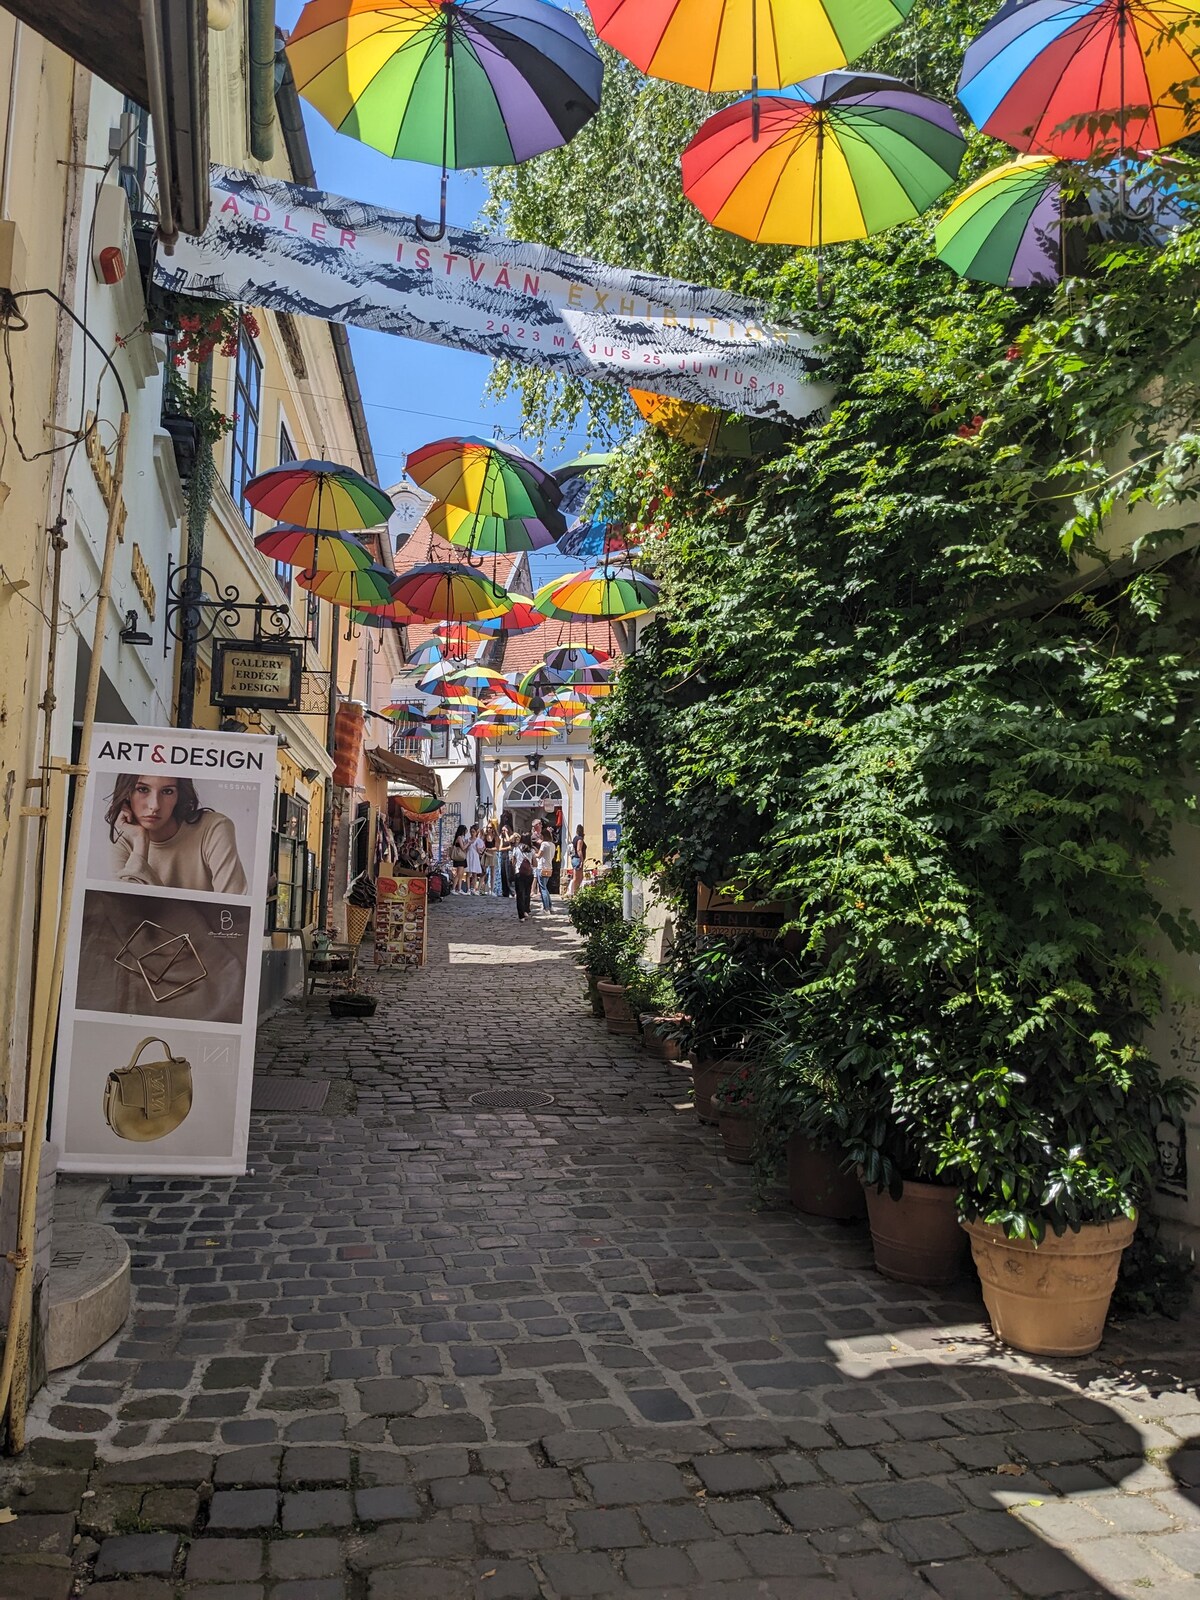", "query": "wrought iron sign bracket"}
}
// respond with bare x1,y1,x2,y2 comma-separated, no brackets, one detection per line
163,556,304,657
